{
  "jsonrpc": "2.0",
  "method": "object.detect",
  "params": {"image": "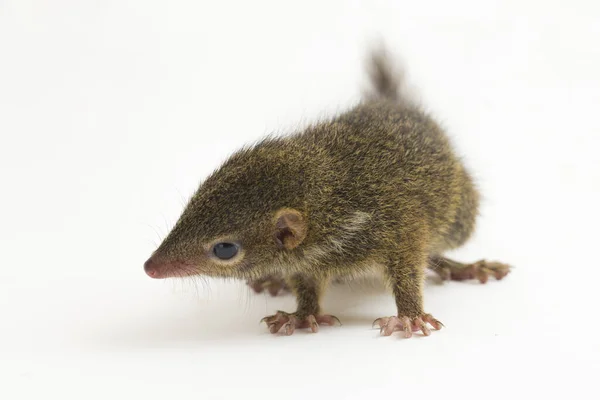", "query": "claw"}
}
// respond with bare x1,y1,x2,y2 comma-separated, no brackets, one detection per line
372,317,384,329
422,314,444,330
260,311,285,325
307,315,319,333
317,315,342,326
